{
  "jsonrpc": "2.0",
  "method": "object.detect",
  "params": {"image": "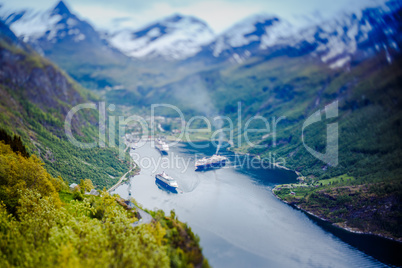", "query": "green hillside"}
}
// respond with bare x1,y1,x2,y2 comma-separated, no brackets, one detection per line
0,37,131,189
